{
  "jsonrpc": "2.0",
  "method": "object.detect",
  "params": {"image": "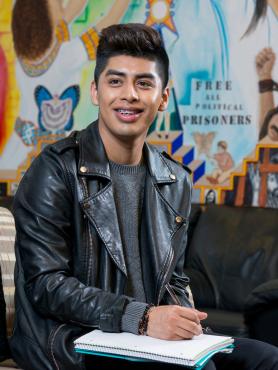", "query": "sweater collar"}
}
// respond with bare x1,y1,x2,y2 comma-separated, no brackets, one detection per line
78,121,176,184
